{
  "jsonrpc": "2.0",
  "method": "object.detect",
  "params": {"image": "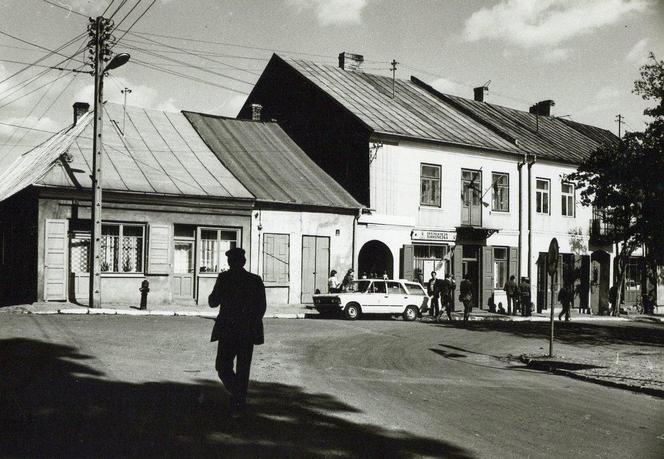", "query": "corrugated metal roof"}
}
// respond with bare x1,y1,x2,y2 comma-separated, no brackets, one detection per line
559,118,619,148
281,57,520,153
36,103,253,199
183,112,361,209
0,112,92,202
